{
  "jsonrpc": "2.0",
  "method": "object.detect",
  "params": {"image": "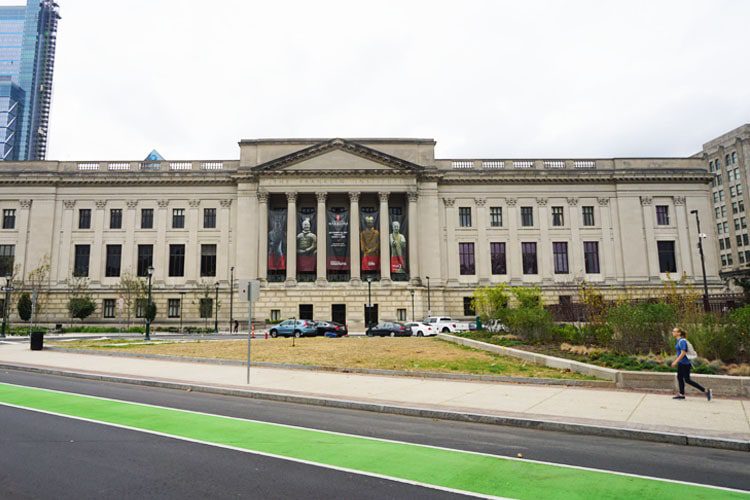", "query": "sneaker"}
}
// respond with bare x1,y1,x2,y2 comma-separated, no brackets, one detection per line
706,389,712,402
672,395,685,400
